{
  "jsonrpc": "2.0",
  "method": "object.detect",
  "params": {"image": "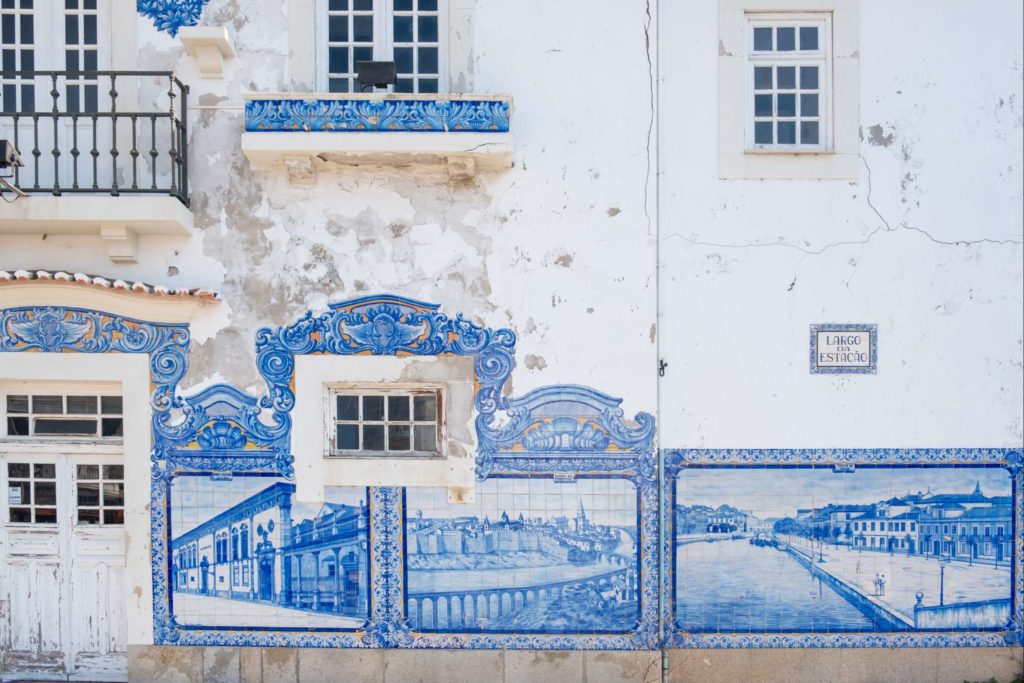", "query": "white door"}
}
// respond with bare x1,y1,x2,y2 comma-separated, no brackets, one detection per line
0,0,111,191
1,415,127,683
